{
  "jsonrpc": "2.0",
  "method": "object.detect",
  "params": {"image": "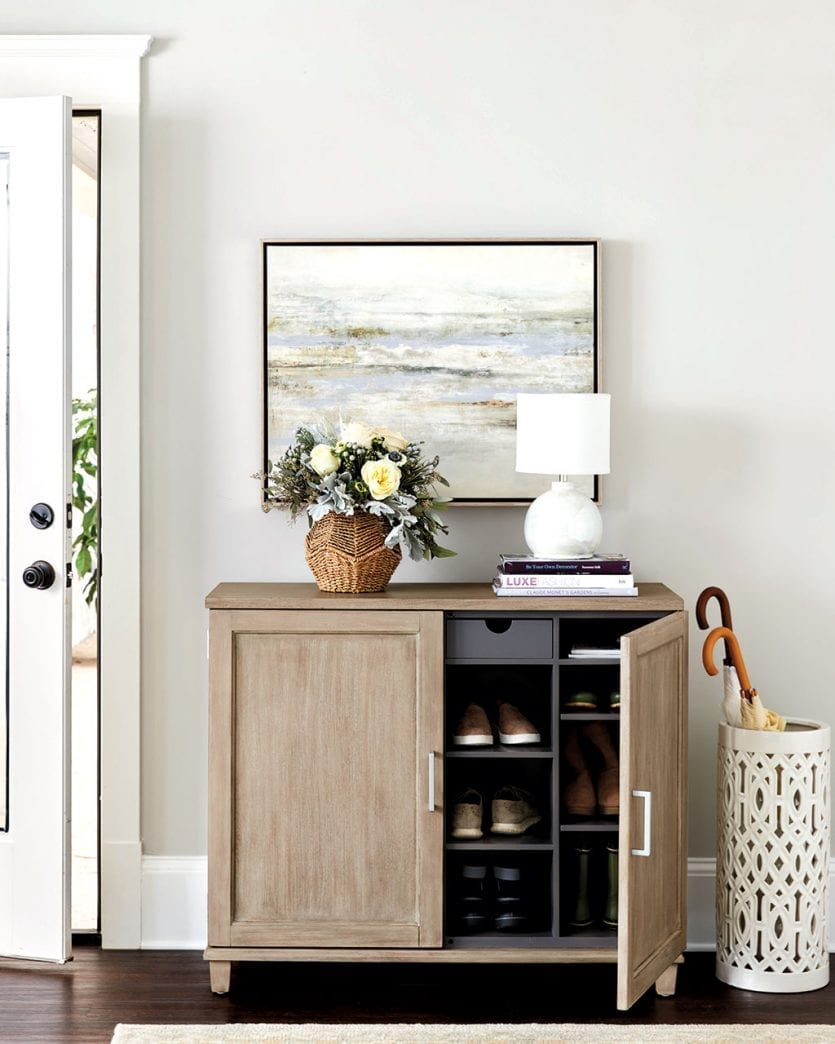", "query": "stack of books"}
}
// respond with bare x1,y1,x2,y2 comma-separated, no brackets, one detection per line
492,553,637,597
